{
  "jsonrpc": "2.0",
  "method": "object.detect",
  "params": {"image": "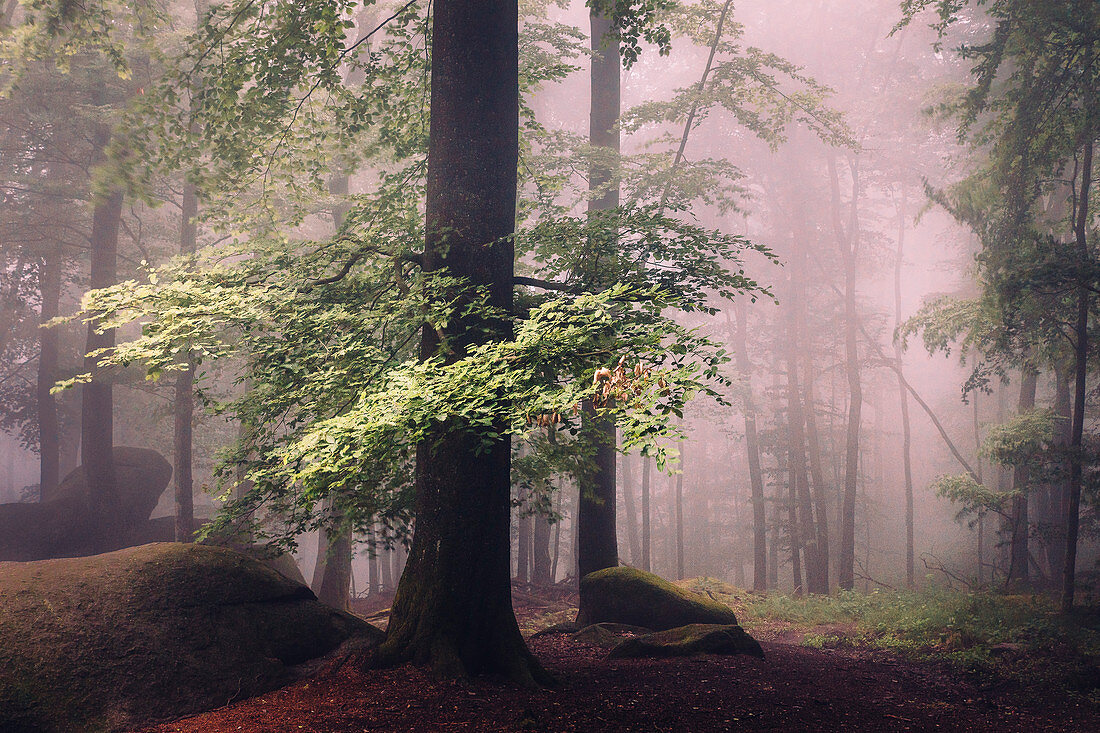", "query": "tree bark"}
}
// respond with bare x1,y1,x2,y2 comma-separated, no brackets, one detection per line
830,153,862,591
1007,367,1037,588
641,453,652,572
786,261,823,593
173,179,198,543
312,173,355,608
731,303,766,591
37,249,62,500
82,186,123,553
620,452,640,565
375,1,548,684
575,8,620,582
675,440,685,580
531,508,552,586
1062,136,1092,612
893,188,915,588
